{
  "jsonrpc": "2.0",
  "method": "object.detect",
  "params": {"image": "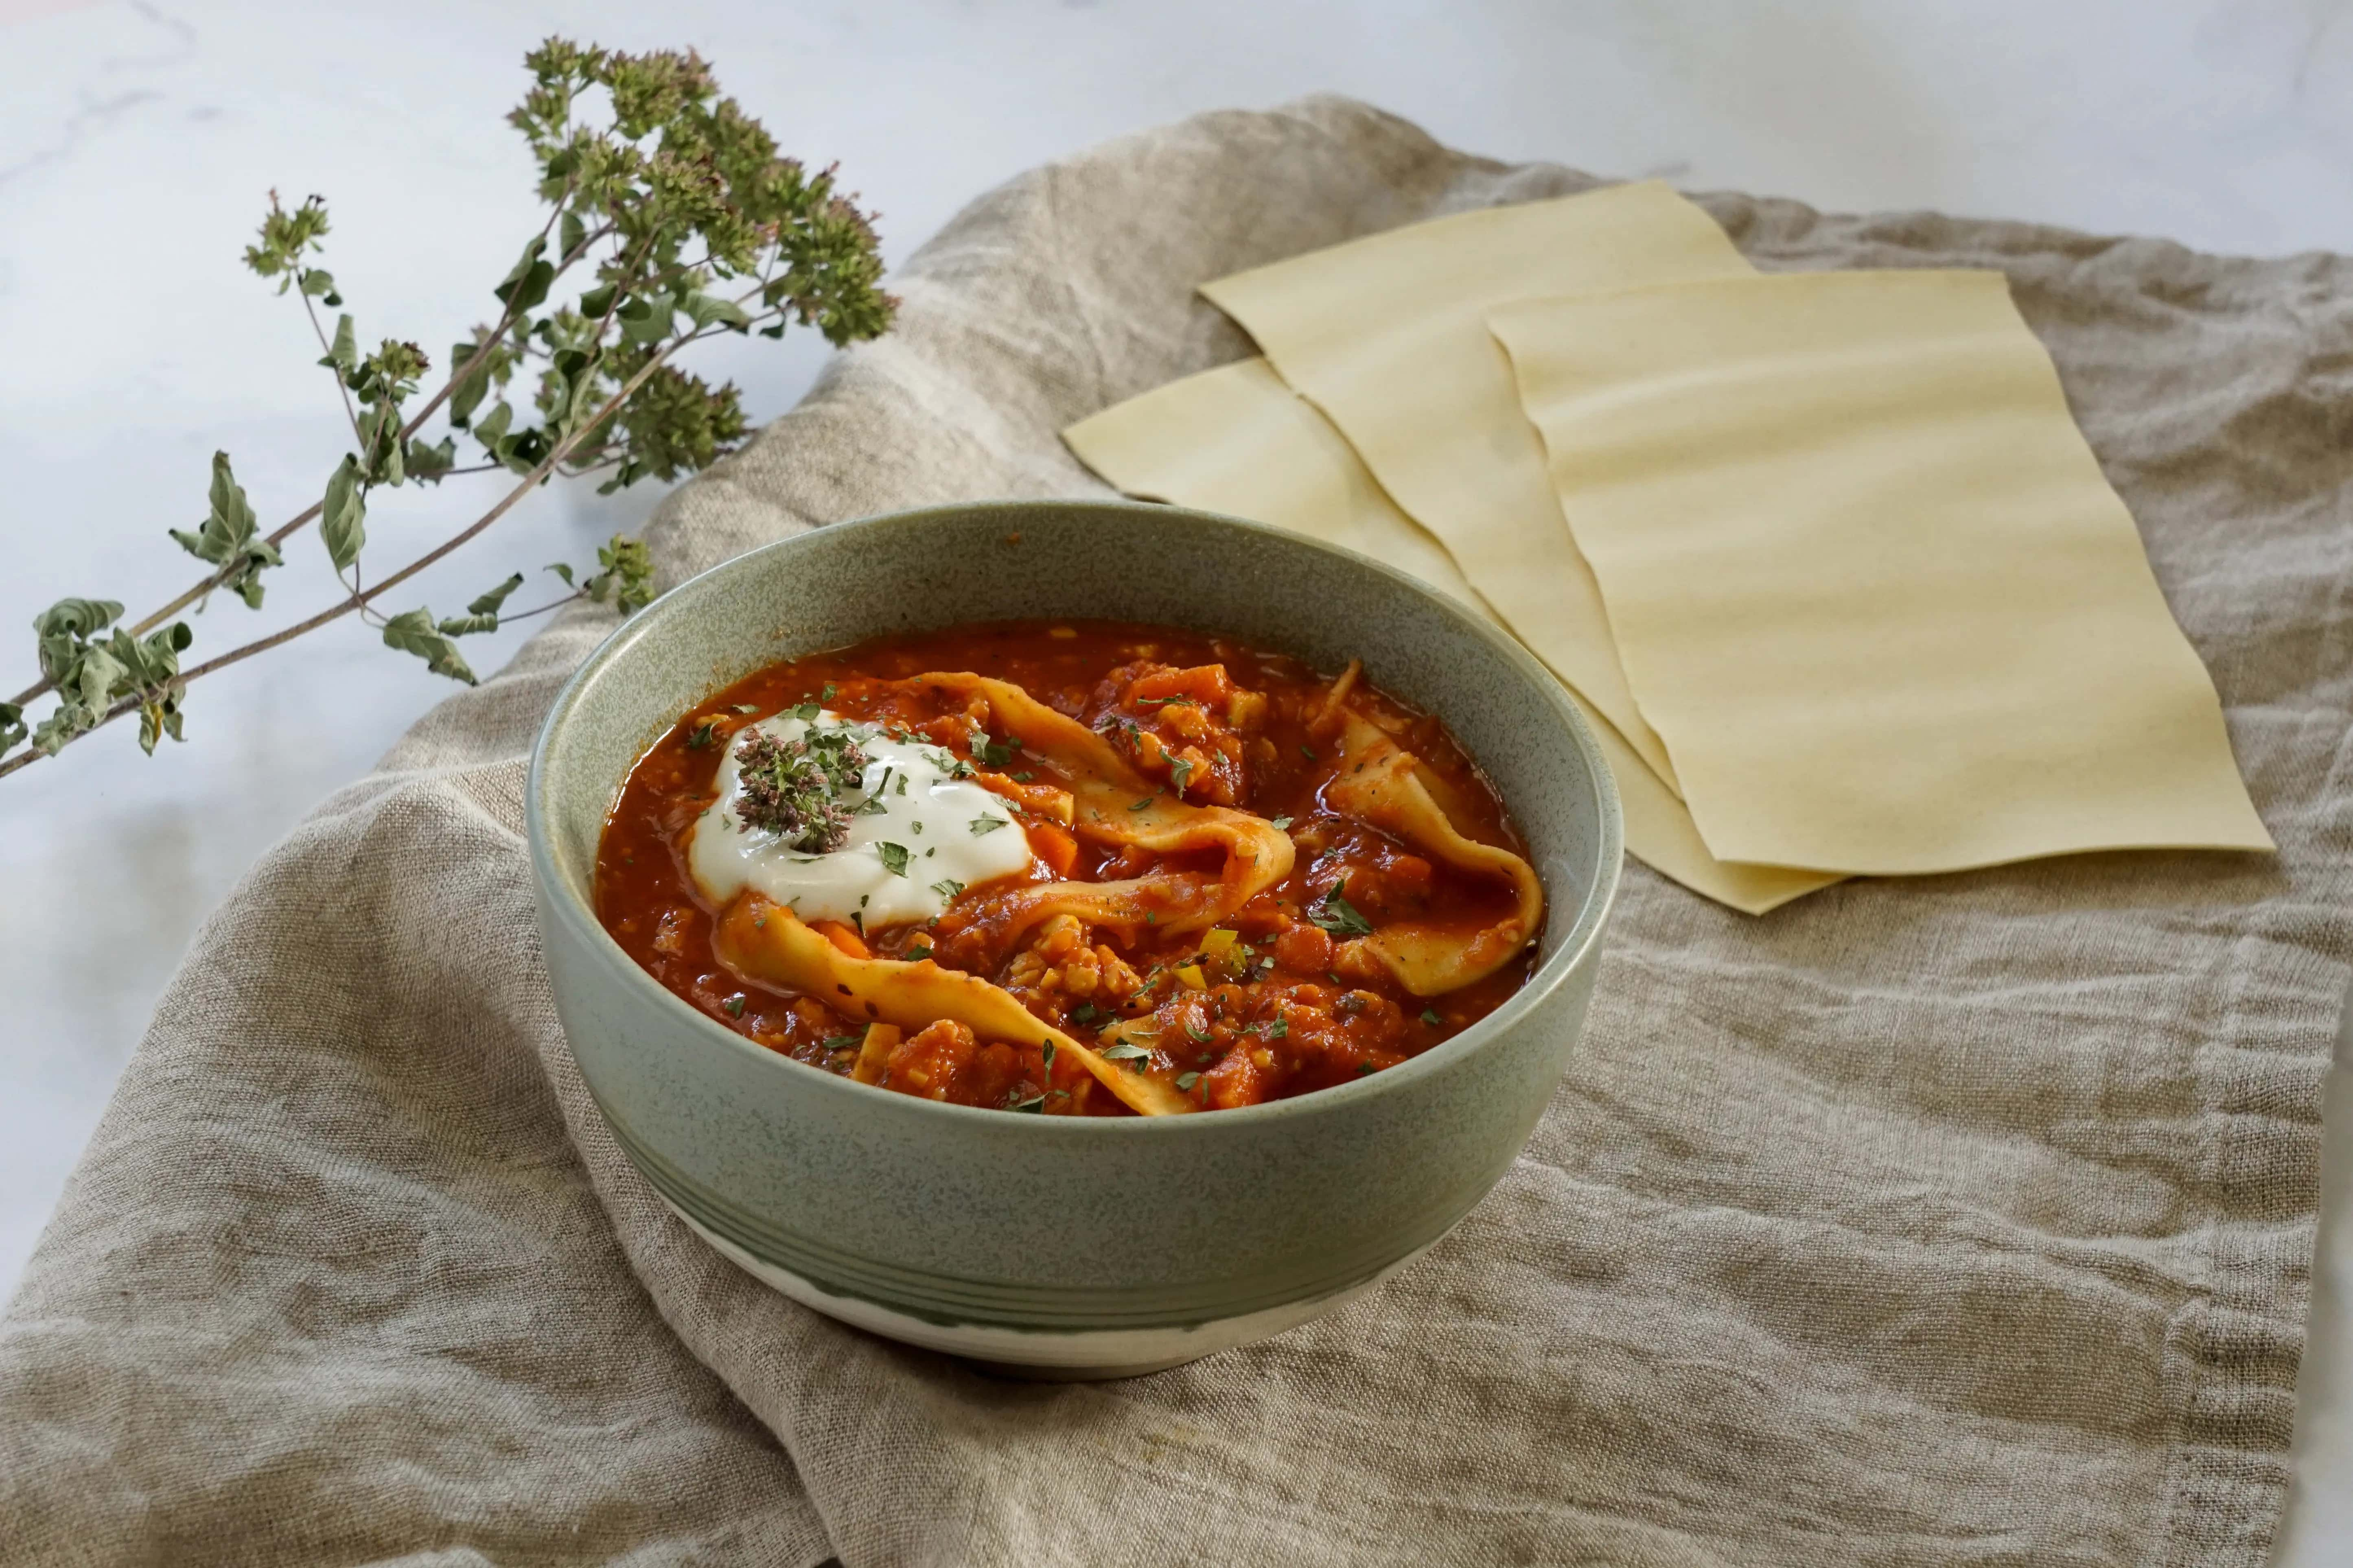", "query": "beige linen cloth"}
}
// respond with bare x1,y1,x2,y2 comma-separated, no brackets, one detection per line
3,97,2348,1568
